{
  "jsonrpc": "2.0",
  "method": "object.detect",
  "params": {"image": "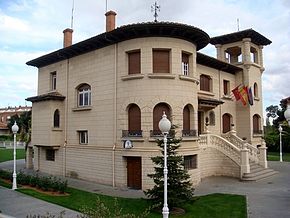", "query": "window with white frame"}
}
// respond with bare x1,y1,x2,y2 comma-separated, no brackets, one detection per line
50,72,57,91
78,84,91,107
78,130,88,144
182,53,189,76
